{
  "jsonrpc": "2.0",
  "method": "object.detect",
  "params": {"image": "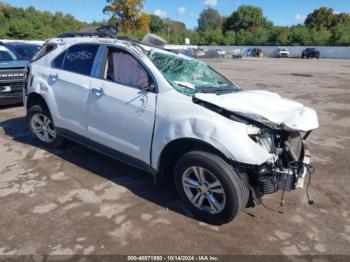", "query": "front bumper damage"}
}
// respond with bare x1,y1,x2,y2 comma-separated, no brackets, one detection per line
239,132,315,205
192,92,319,205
